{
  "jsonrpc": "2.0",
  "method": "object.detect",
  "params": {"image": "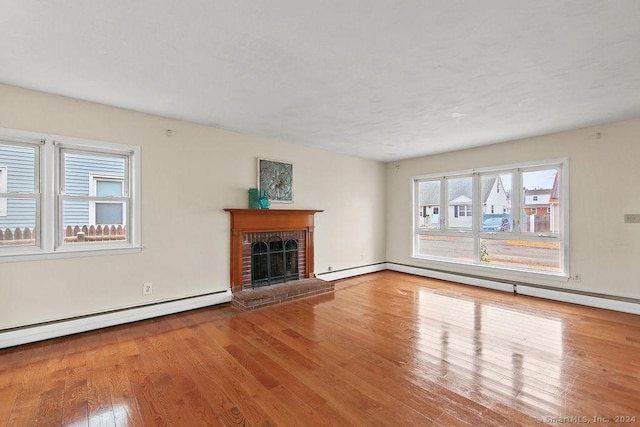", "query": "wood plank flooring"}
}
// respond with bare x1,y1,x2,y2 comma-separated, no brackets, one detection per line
1,271,639,426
